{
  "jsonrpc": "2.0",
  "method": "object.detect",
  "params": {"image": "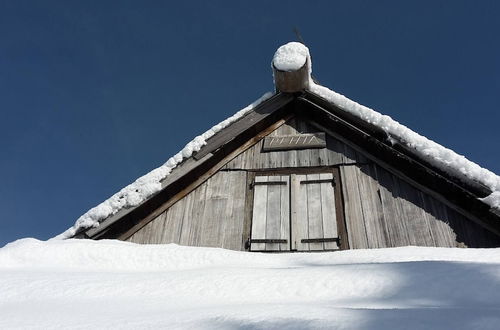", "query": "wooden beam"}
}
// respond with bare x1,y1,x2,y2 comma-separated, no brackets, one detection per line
273,60,310,93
